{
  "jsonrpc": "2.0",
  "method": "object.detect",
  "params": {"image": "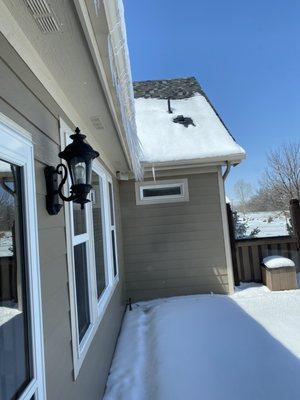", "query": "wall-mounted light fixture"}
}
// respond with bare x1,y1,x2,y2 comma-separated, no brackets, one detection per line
44,127,99,215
